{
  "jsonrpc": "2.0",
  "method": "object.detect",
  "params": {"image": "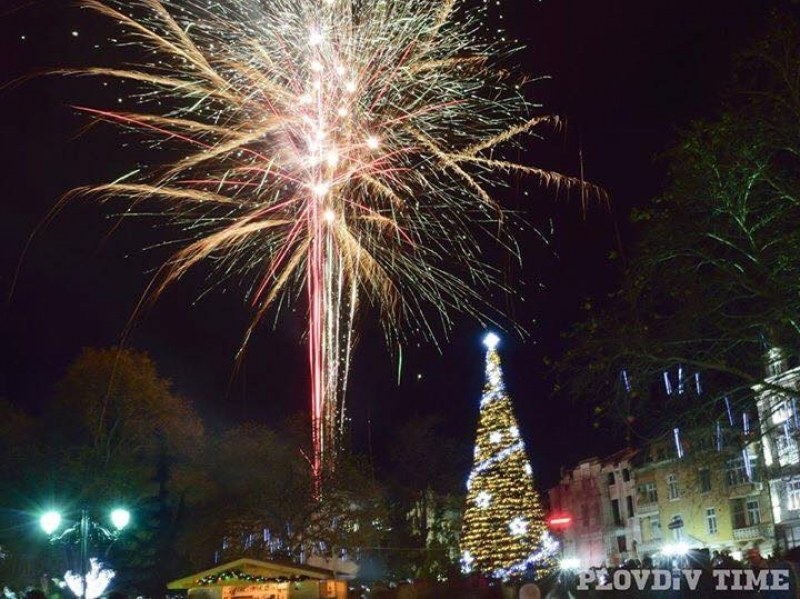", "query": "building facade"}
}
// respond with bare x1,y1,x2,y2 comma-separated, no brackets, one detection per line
550,434,776,566
548,448,639,569
756,347,800,552
633,433,774,560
